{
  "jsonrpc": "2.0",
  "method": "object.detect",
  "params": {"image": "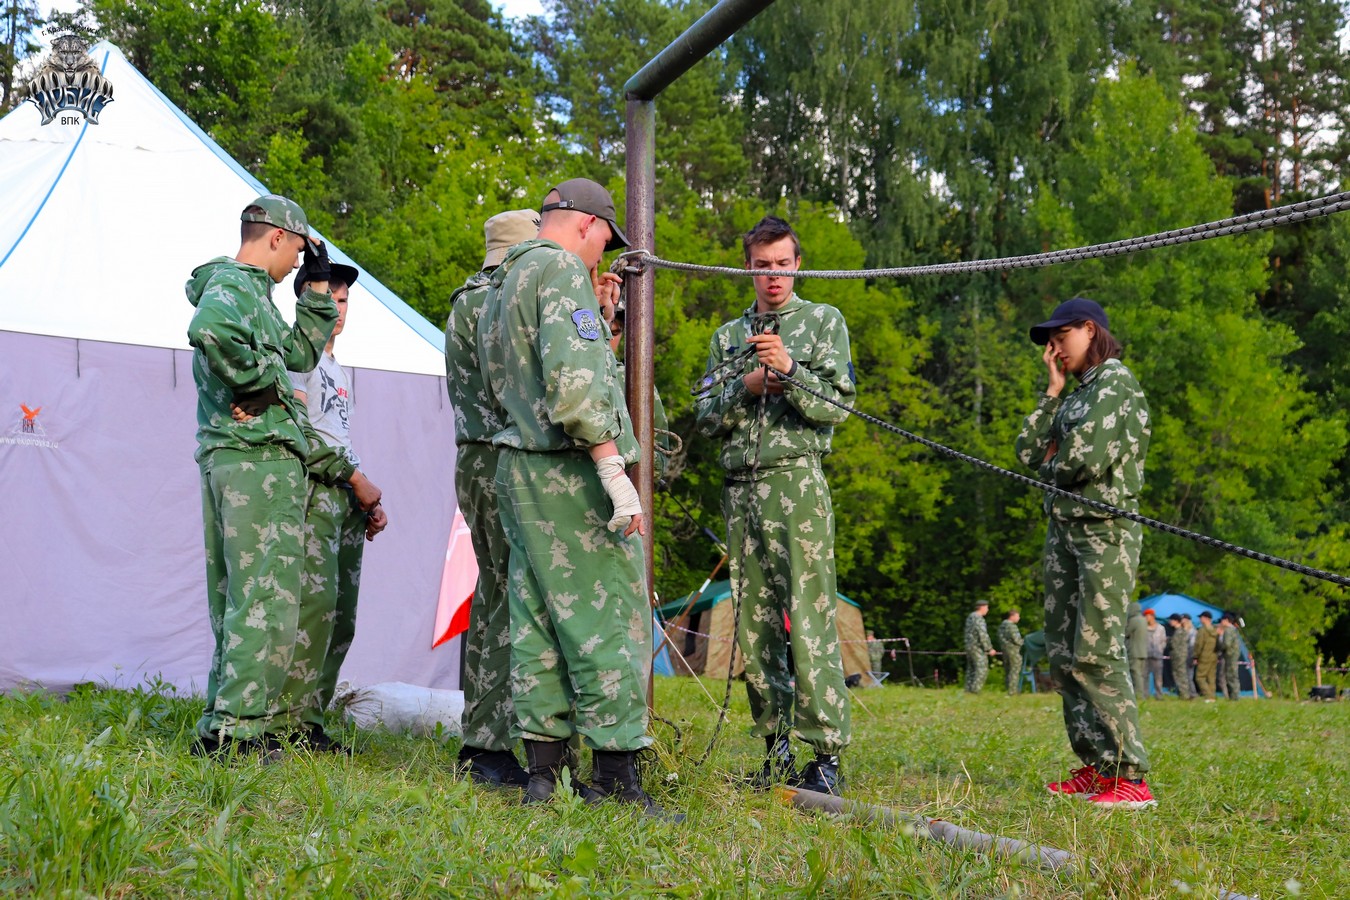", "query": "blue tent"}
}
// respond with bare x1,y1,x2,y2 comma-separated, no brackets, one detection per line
1139,593,1267,697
